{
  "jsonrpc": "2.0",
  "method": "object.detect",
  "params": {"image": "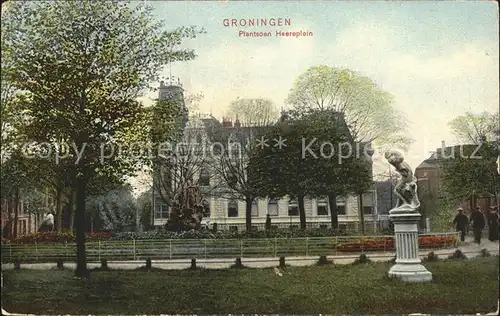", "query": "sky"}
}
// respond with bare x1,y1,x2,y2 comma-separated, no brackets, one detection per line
134,0,499,192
